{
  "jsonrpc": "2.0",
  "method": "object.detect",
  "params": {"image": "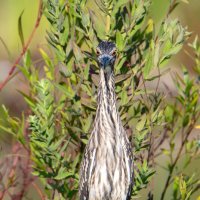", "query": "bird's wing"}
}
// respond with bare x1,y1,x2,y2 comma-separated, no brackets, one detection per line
79,148,90,200
122,130,134,200
79,146,96,200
